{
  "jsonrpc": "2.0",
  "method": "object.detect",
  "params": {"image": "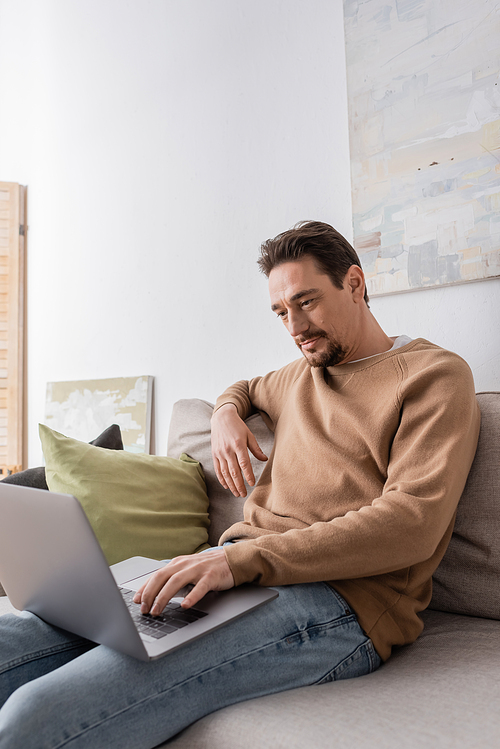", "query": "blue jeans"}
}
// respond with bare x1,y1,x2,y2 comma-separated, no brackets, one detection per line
0,583,380,748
